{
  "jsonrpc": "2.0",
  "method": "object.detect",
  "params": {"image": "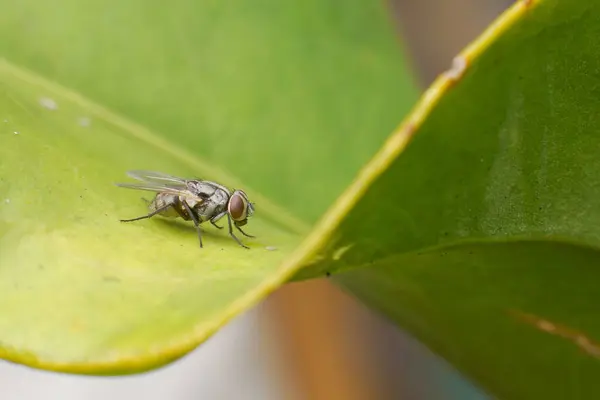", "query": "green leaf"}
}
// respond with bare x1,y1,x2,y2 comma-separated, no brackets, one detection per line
0,60,304,373
291,0,600,398
0,0,417,373
0,0,417,223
